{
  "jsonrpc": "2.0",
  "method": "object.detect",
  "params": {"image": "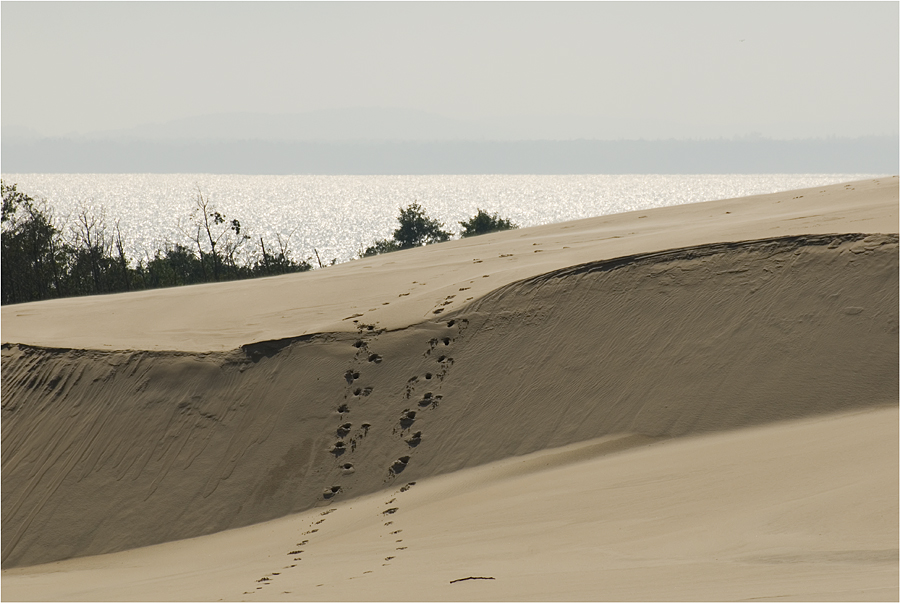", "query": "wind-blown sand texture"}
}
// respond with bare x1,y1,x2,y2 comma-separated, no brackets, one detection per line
2,177,898,601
